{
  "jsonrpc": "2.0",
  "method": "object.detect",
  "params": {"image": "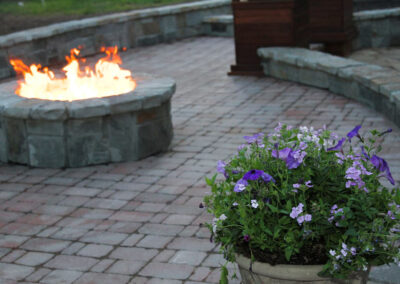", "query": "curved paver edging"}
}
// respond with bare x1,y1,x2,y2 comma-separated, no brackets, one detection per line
0,0,231,79
0,75,176,168
257,47,400,127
